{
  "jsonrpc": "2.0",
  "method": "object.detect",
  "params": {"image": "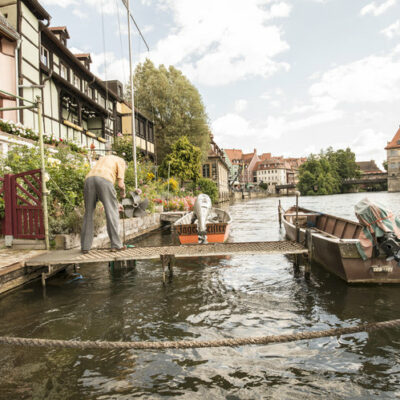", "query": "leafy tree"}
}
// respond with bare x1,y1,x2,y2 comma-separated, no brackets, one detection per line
298,148,360,195
131,59,210,163
383,160,388,171
326,147,361,183
158,136,202,184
